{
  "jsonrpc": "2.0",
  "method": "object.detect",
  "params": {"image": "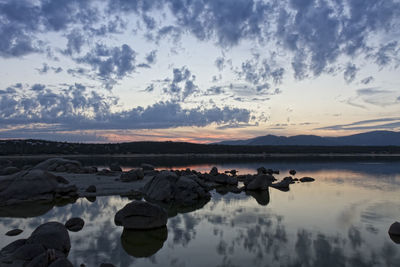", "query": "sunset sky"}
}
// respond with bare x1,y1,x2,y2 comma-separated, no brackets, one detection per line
0,0,399,143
